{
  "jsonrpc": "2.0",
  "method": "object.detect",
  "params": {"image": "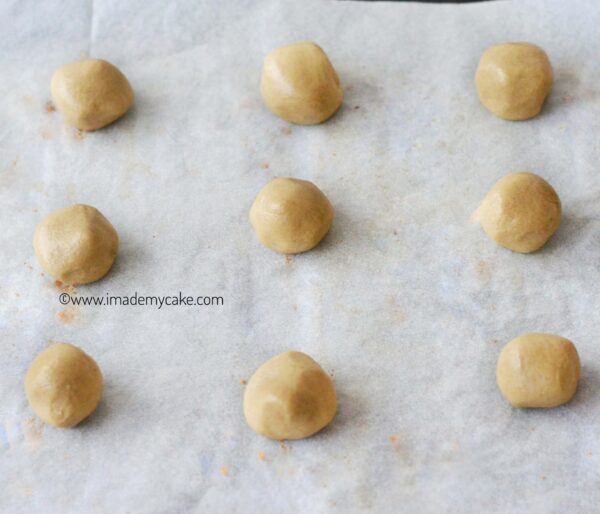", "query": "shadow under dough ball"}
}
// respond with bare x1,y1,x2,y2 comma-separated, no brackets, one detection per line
250,177,334,254
51,58,134,131
475,42,553,120
261,41,343,125
496,333,580,408
244,351,337,440
473,172,561,253
25,343,103,428
34,204,119,285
